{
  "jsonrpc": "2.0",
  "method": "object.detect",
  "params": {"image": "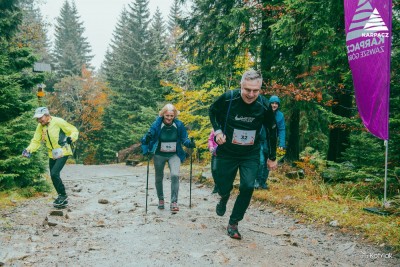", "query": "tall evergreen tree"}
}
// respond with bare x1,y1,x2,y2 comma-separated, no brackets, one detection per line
97,8,133,162
98,0,164,162
148,8,167,88
53,0,93,77
16,0,51,62
0,0,47,190
167,0,182,36
101,7,129,88
162,0,188,86
126,0,151,85
177,0,287,90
